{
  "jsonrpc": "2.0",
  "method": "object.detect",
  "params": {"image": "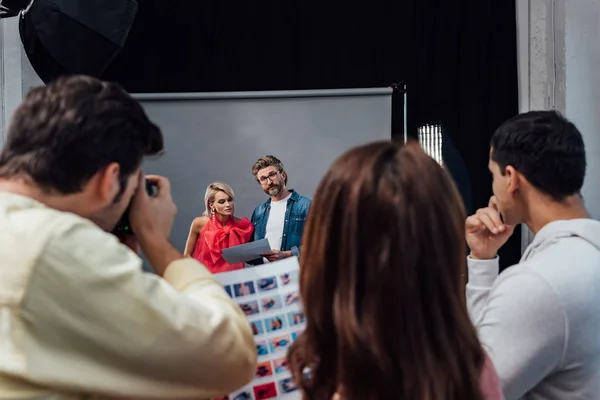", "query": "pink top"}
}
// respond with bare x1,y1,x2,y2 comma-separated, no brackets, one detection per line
191,216,253,274
480,354,504,400
328,354,503,400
